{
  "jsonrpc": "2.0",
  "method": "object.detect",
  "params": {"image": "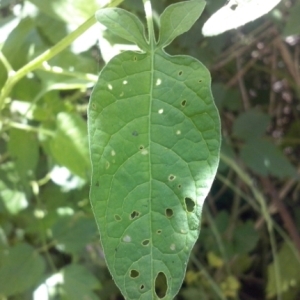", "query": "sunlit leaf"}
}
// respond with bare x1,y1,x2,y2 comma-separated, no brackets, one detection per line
202,0,282,36
88,1,220,298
